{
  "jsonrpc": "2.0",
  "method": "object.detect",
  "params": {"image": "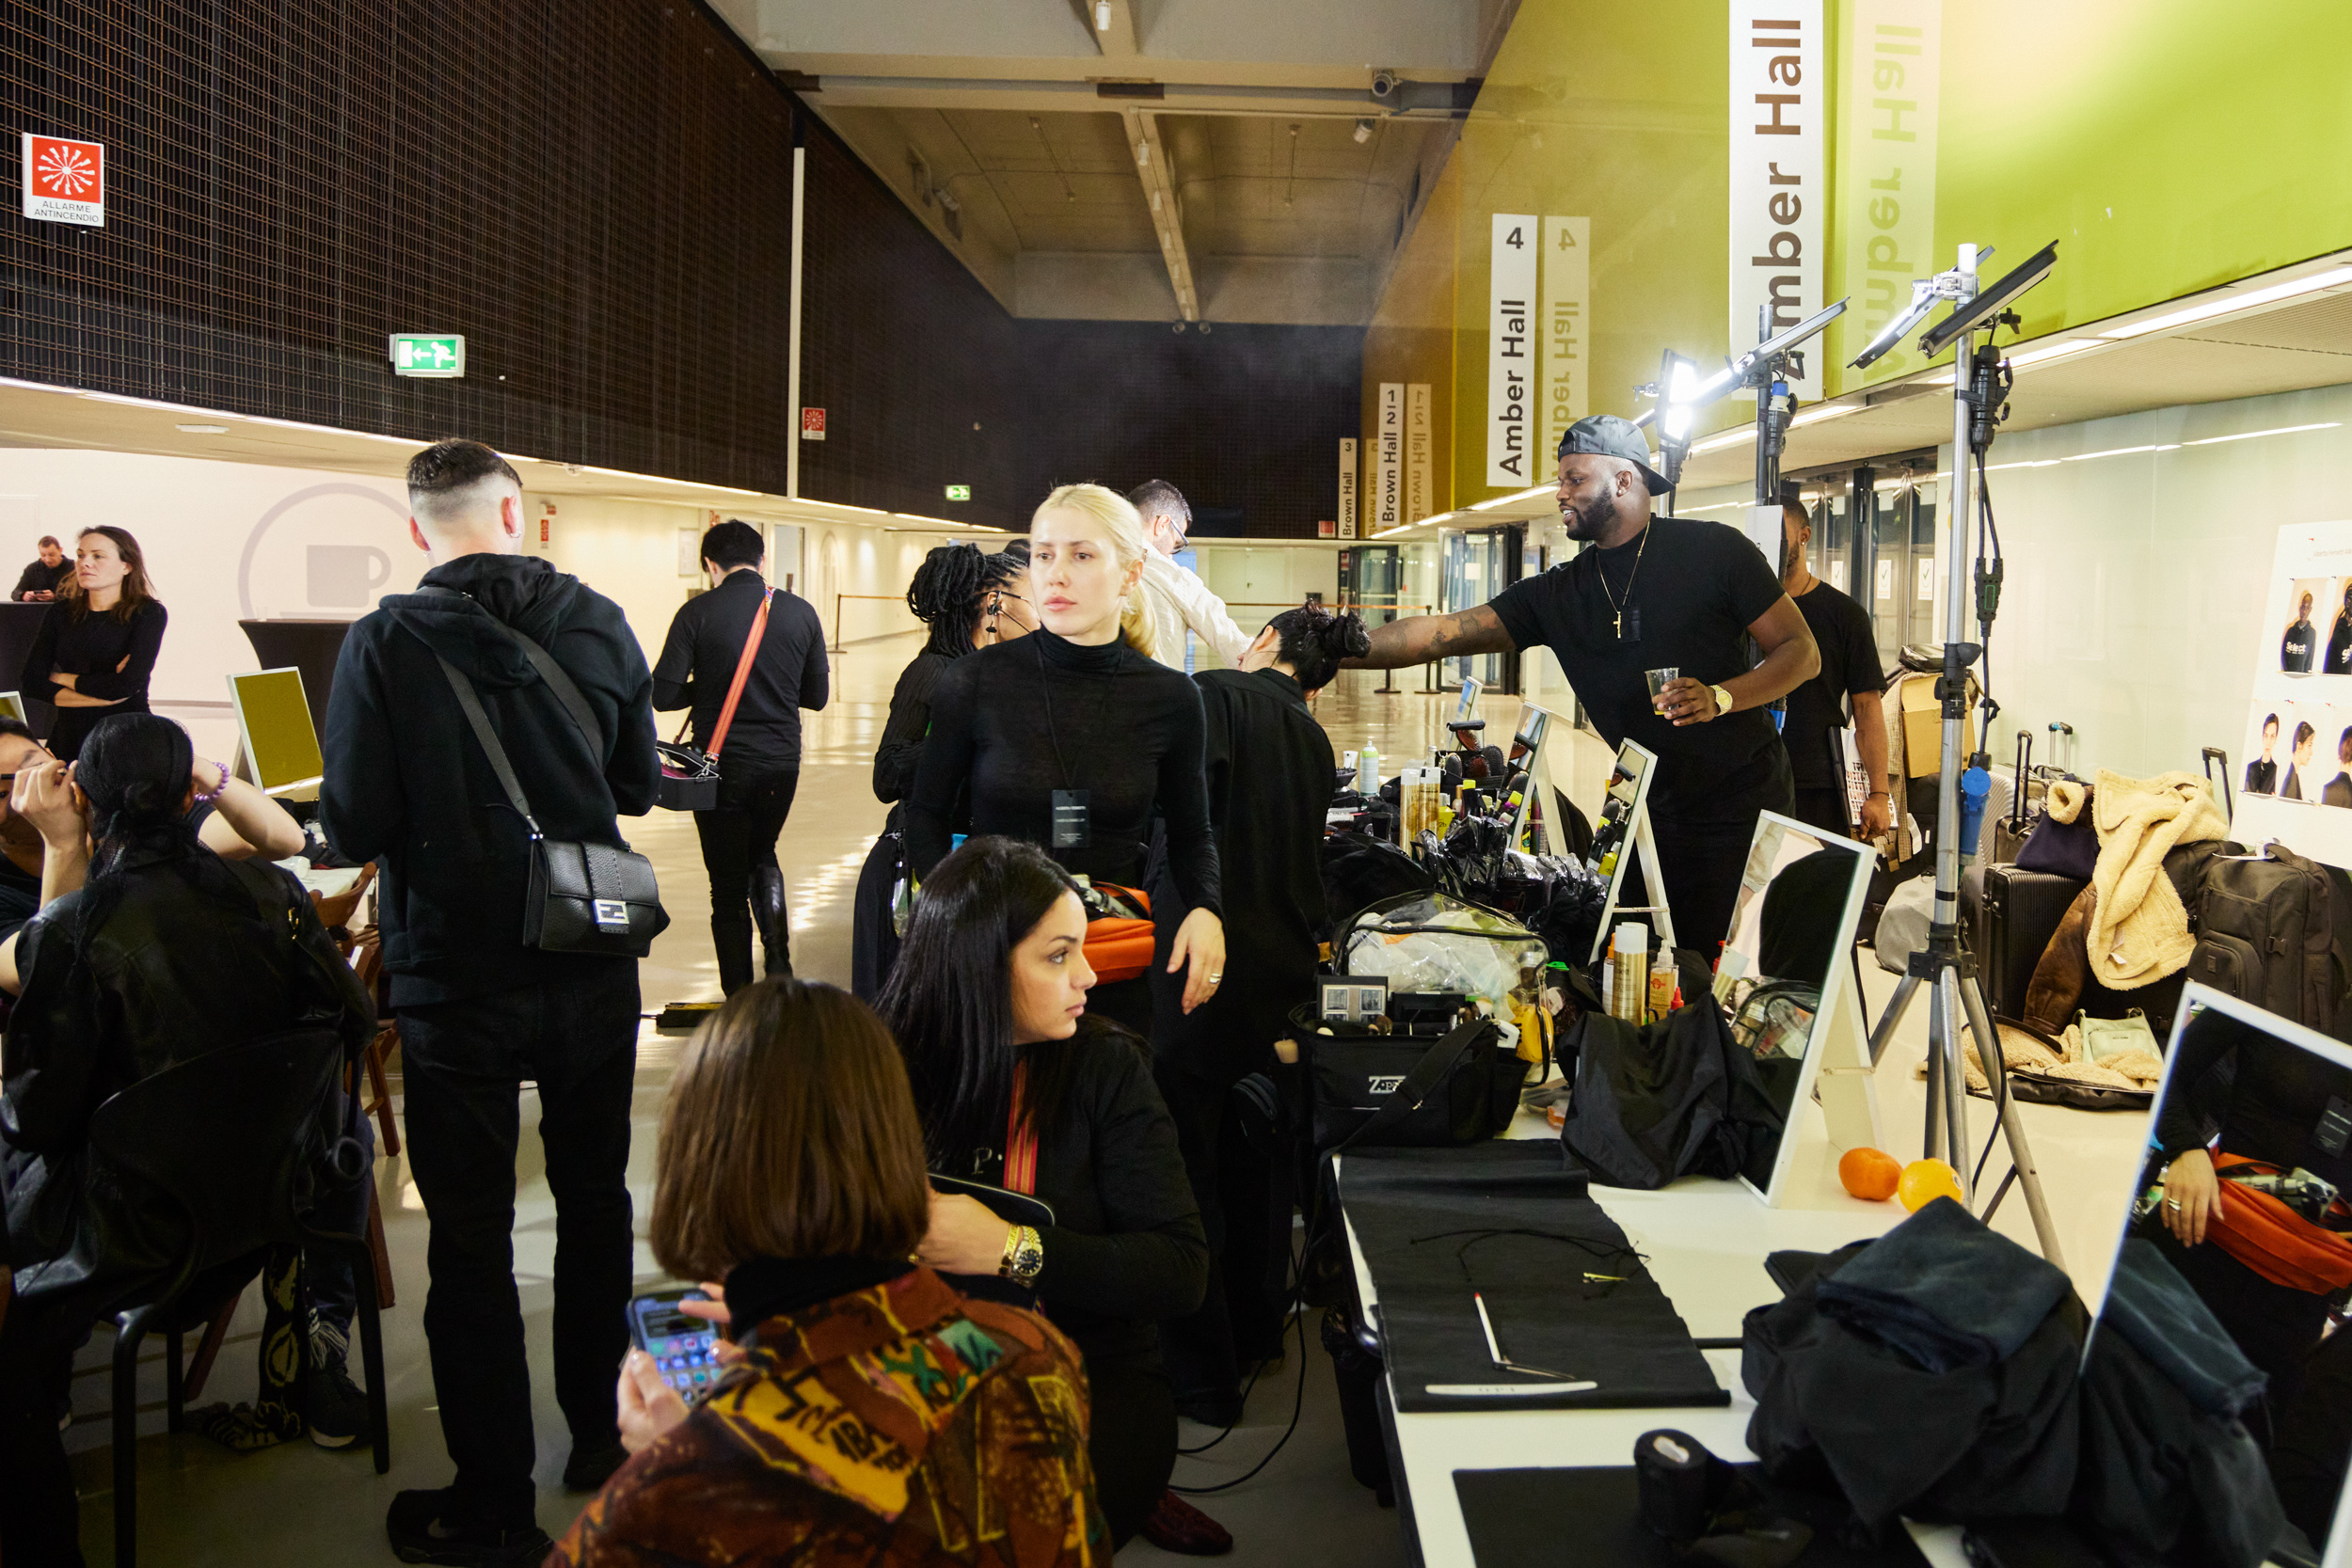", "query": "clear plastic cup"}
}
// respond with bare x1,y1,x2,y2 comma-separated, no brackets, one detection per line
1645,667,1679,704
